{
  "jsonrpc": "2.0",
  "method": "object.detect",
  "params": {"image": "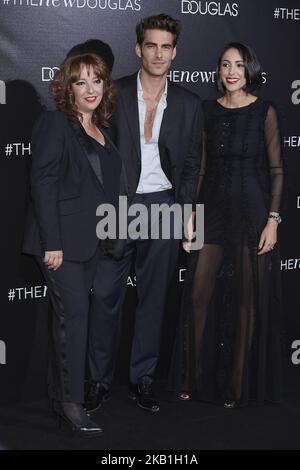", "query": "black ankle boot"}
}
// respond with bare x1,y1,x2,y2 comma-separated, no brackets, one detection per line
85,382,111,413
53,401,103,437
